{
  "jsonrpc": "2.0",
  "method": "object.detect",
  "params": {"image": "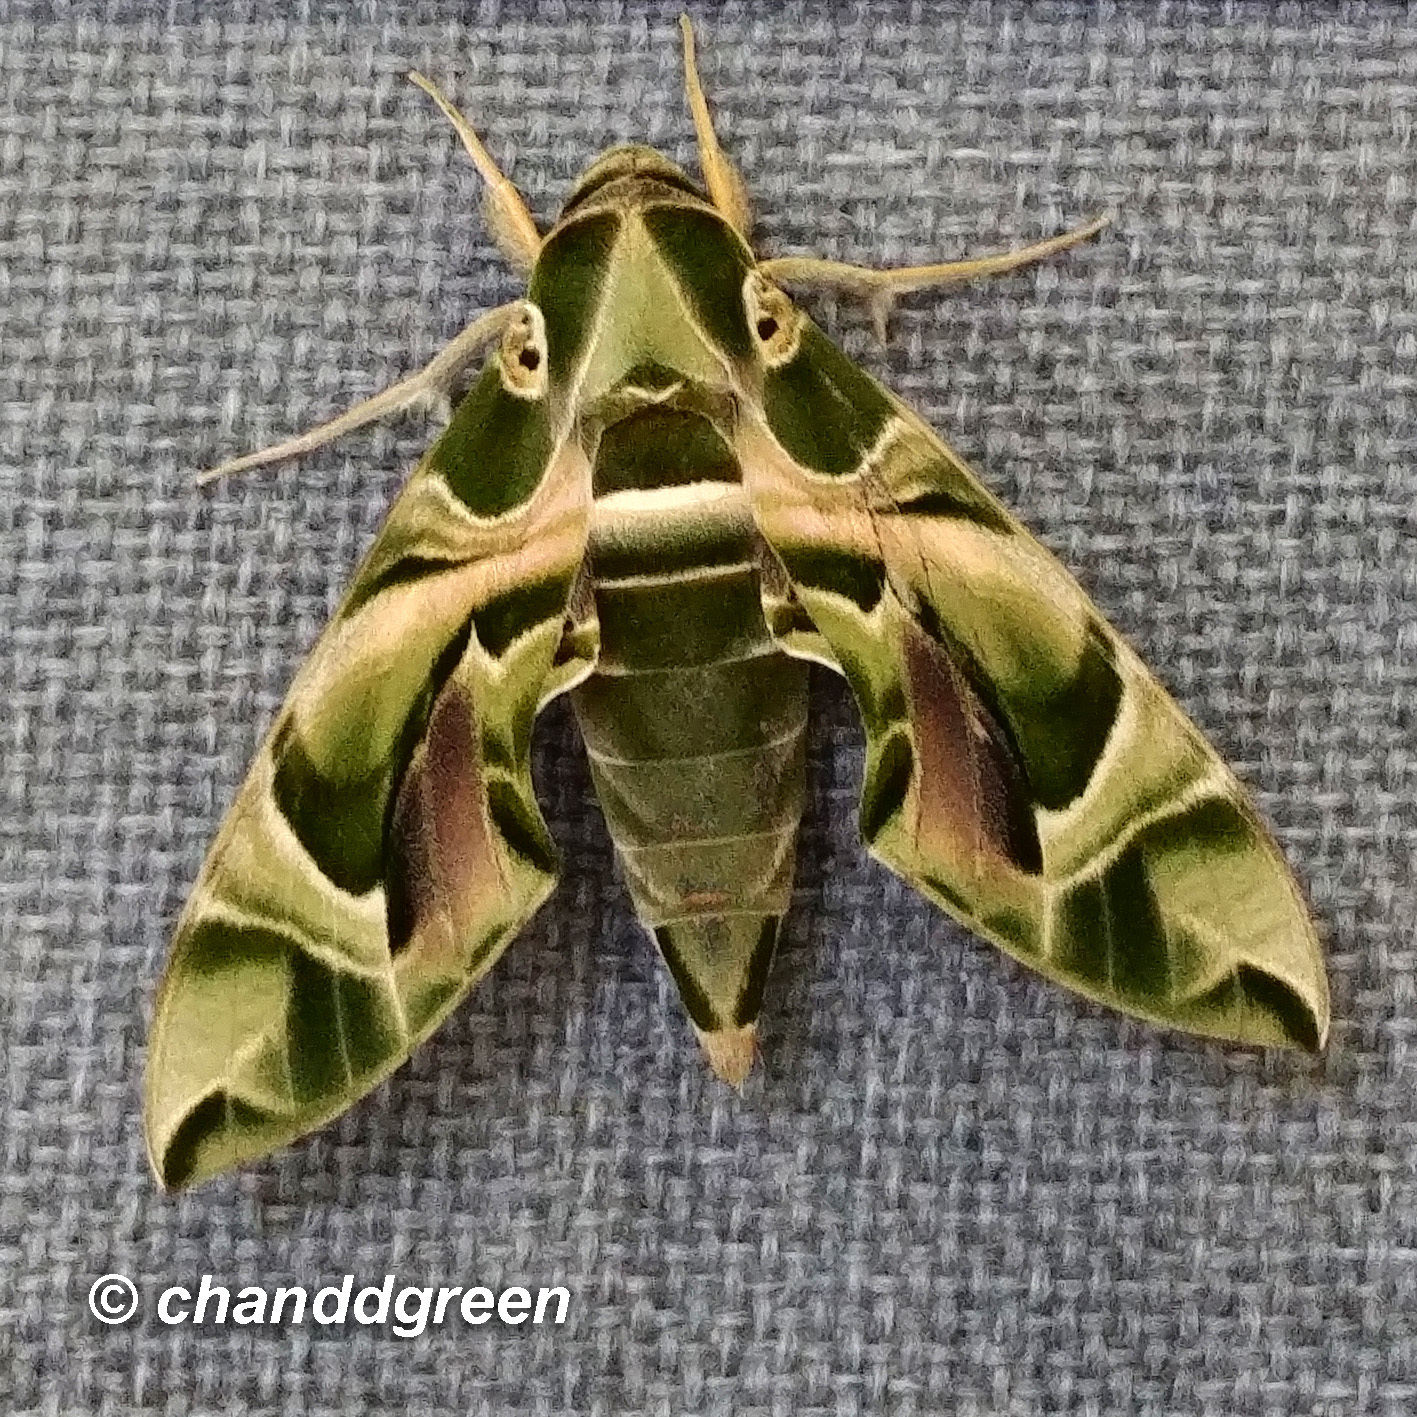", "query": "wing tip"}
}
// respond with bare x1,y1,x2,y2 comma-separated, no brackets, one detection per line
145,1087,287,1192
1219,961,1330,1055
